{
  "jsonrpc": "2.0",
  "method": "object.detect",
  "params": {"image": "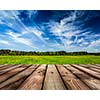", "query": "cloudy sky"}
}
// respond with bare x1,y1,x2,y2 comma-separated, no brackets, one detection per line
0,10,100,52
